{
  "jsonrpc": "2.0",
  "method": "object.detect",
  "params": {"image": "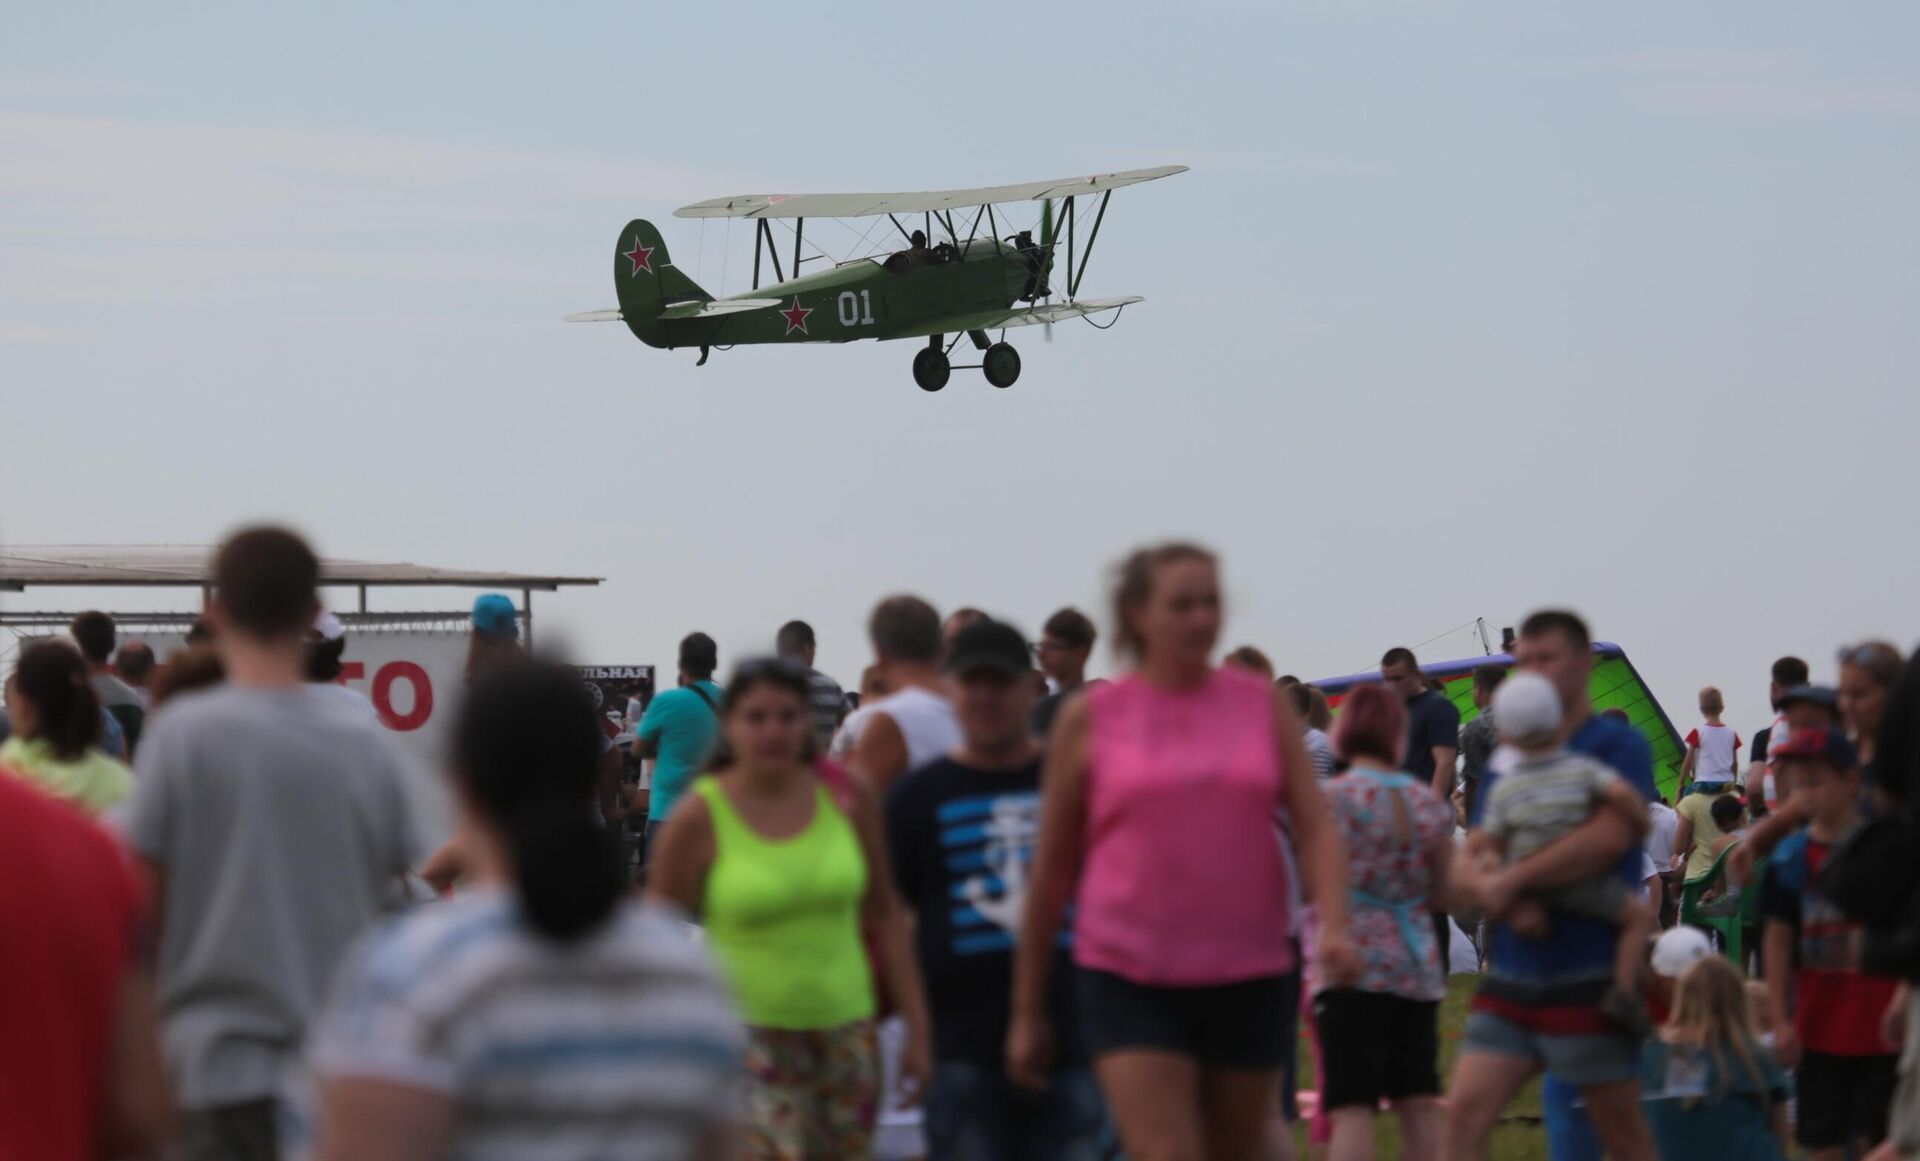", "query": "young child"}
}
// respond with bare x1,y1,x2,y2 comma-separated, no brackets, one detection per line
1478,672,1657,1032
1759,727,1901,1161
1641,955,1791,1160
1698,794,1753,915
1682,686,1742,792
